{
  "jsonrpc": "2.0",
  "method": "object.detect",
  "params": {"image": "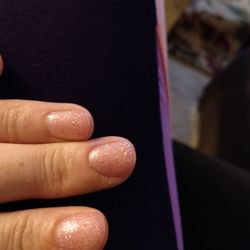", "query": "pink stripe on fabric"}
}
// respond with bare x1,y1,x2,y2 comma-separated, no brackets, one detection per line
155,1,184,250
155,0,171,107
